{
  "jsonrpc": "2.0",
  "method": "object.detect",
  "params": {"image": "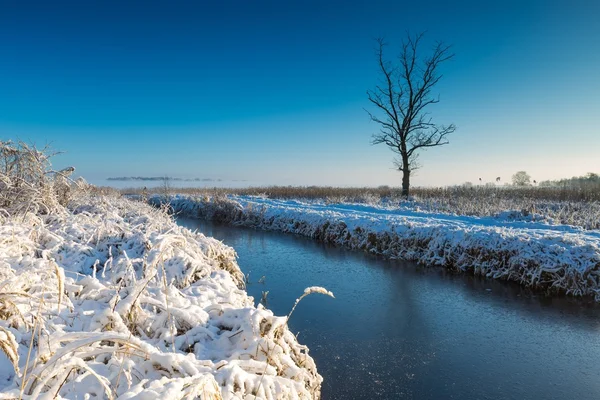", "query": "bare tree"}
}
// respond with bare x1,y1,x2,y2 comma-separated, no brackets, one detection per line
367,33,456,197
